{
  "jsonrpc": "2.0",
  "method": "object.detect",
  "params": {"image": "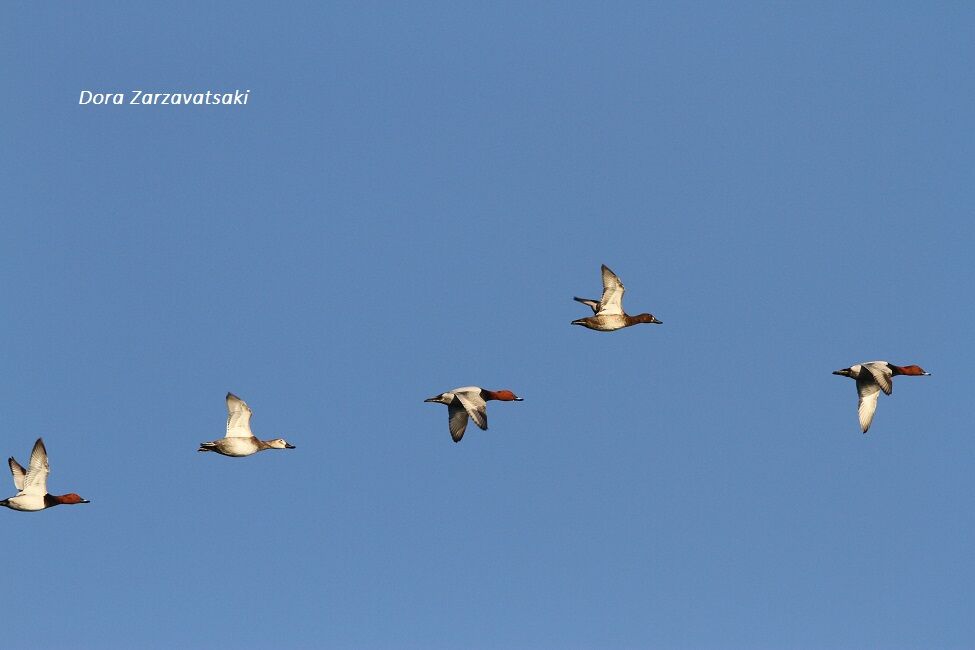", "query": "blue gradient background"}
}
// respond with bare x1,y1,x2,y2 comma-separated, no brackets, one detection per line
2,3,972,648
